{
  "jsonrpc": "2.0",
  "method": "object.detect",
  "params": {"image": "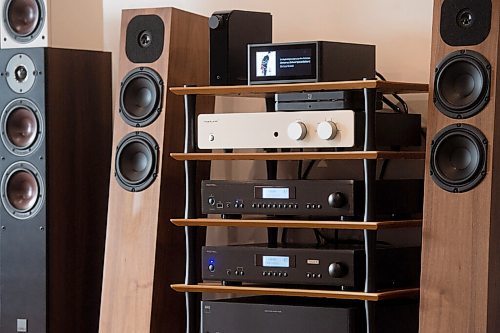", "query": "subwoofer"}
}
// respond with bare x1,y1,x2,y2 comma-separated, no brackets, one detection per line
0,0,103,49
0,47,112,333
99,8,213,333
420,0,500,332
